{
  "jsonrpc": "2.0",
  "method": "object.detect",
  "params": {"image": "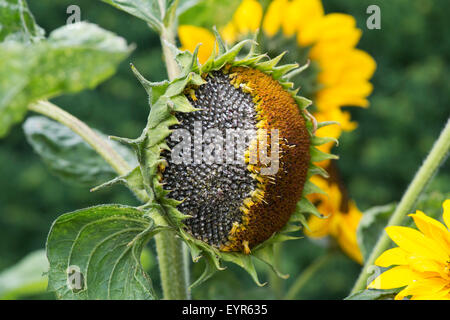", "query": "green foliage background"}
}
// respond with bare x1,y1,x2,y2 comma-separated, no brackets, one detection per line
0,0,448,299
